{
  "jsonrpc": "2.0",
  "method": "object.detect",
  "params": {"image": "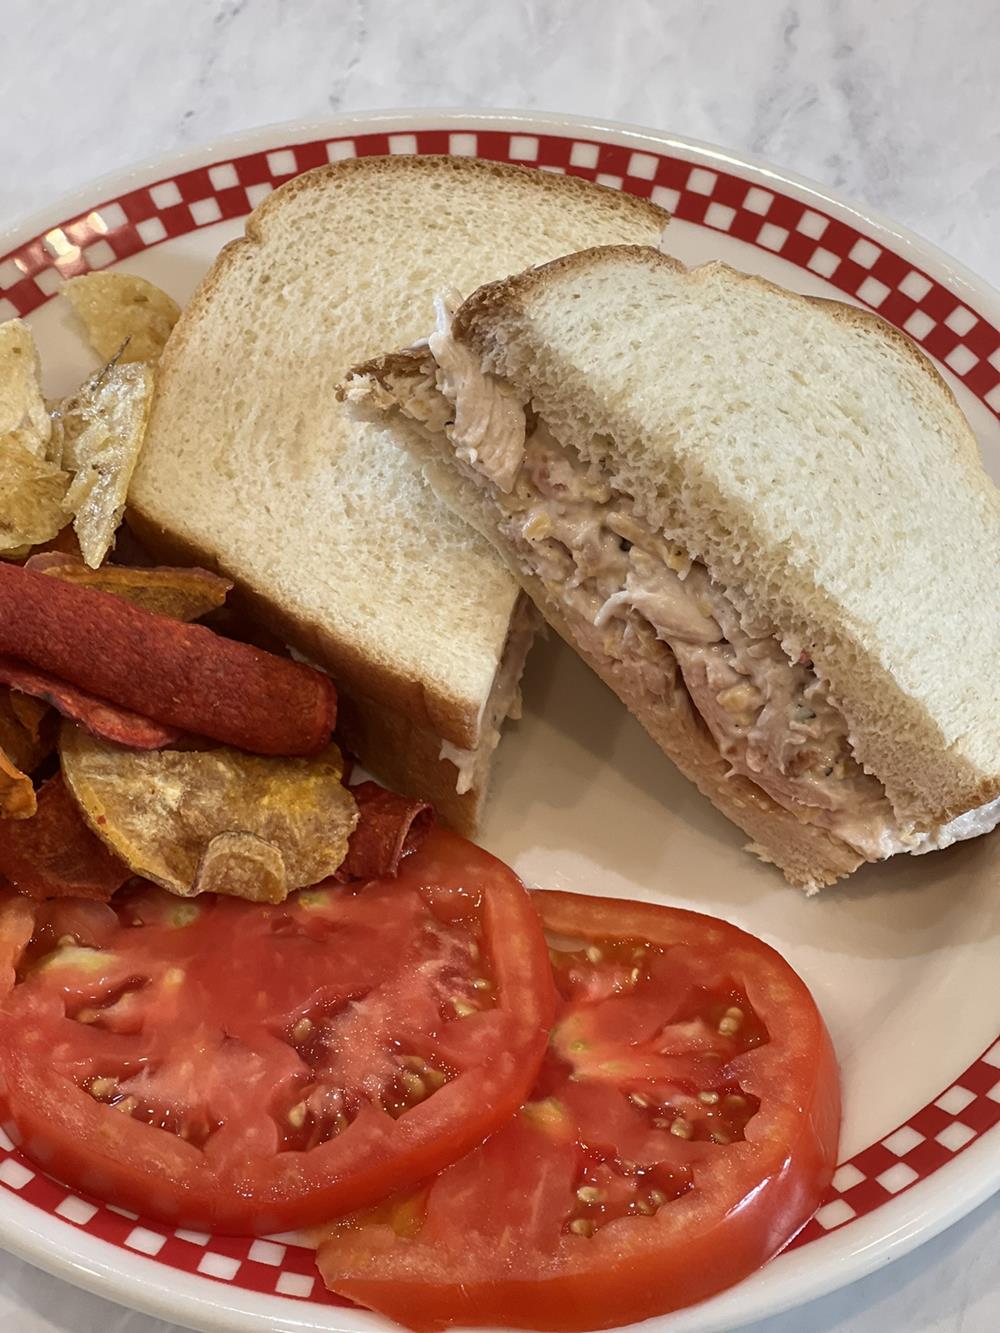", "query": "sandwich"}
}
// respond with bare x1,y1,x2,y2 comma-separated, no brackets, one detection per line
342,246,1000,887
127,158,668,831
